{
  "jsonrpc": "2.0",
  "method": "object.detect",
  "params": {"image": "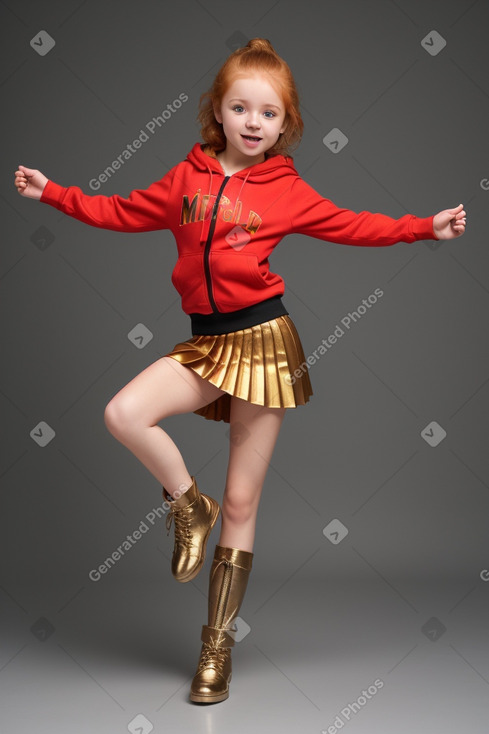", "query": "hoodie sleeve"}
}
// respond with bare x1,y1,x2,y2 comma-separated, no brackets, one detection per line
39,167,176,233
287,176,438,246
